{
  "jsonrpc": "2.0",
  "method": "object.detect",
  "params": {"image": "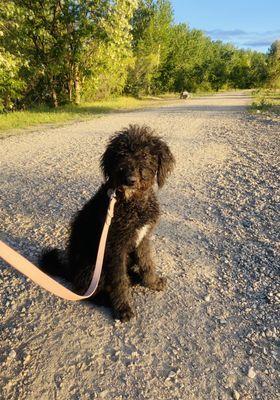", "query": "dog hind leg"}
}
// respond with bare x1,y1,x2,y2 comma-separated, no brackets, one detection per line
38,248,69,279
